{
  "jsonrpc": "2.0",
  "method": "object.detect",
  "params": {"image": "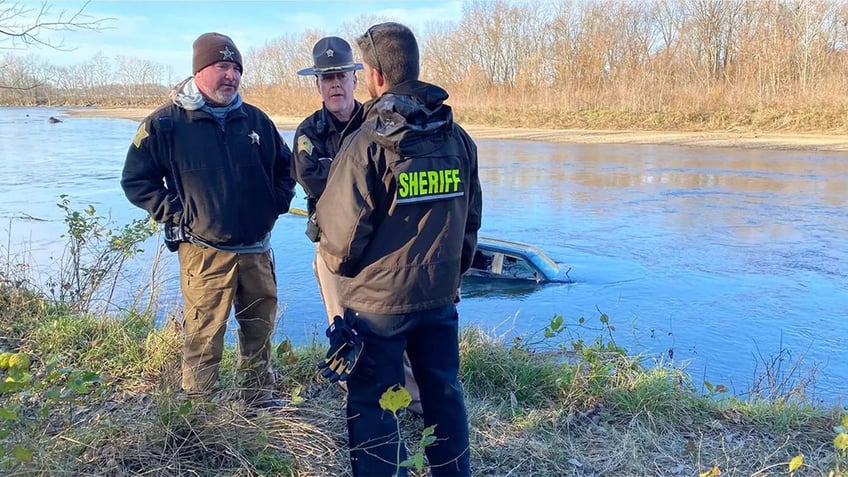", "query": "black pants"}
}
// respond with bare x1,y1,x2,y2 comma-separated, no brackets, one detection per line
345,304,471,477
